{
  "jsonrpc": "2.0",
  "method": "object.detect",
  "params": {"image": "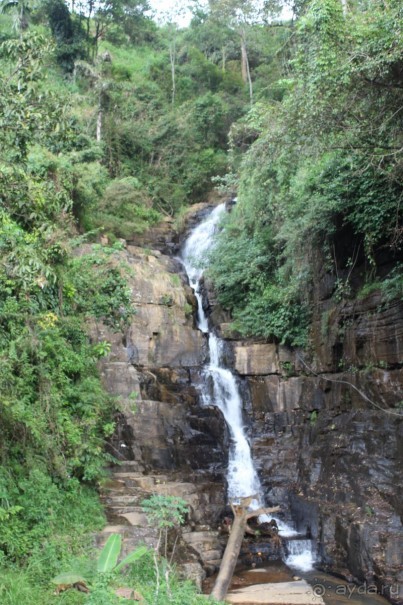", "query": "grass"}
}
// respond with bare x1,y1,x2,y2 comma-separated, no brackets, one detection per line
0,568,85,605
99,41,162,84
